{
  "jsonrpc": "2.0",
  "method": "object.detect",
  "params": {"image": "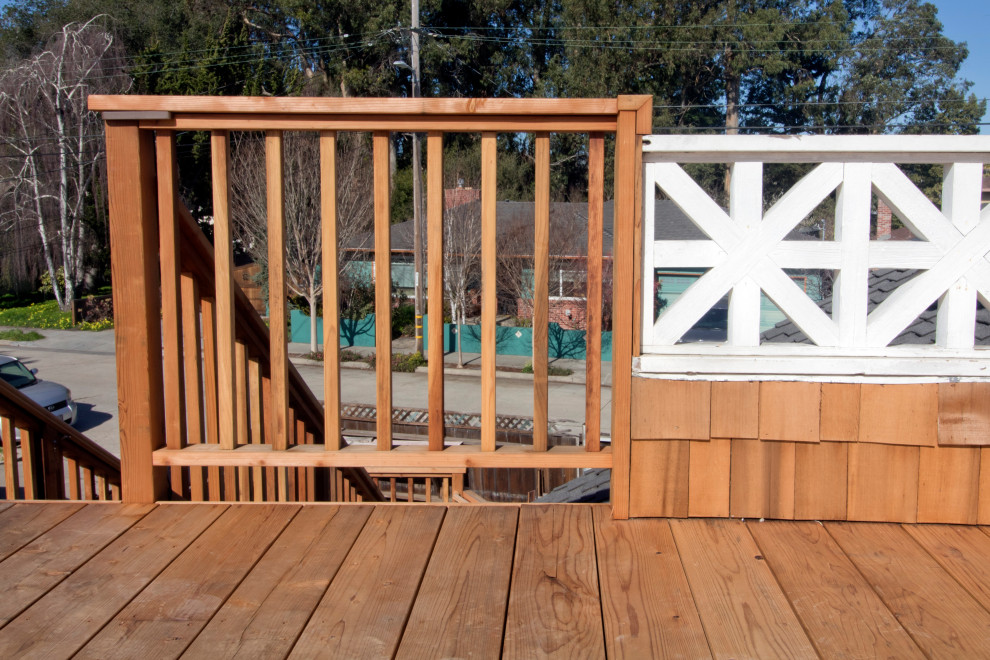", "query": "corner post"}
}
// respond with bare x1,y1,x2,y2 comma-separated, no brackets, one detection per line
106,121,168,503
612,95,652,519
